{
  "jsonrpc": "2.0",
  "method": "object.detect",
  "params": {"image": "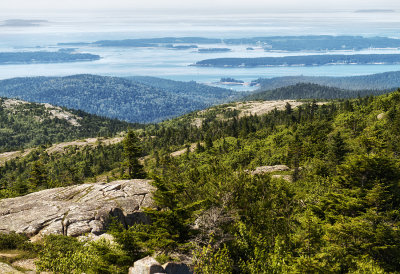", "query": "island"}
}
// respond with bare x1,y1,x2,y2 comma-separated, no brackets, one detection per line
355,9,396,13
57,35,400,52
219,77,244,85
198,48,231,53
192,54,400,67
0,19,48,27
0,51,100,65
165,44,198,50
